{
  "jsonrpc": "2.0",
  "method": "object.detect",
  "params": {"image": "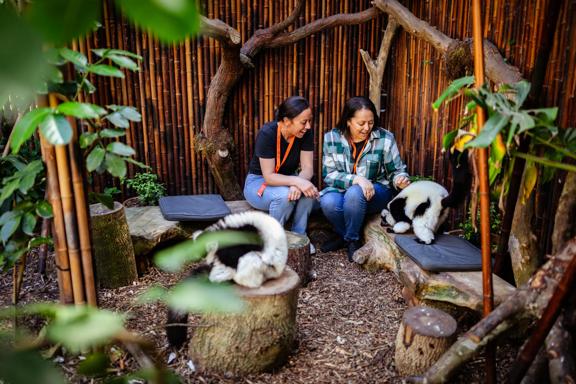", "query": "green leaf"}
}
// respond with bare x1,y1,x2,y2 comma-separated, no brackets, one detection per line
432,76,475,110
117,106,141,122
87,64,124,78
104,153,127,178
0,349,65,384
1,213,22,243
10,108,52,154
40,114,72,145
80,78,97,94
79,132,99,148
57,102,107,119
533,107,558,123
442,129,459,151
166,277,245,314
24,0,101,45
465,113,510,149
89,192,114,209
86,147,106,172
125,157,149,169
107,142,135,156
512,112,536,134
92,48,142,60
58,47,88,68
155,230,263,272
36,201,54,218
137,285,167,304
118,0,201,43
511,81,531,108
46,66,64,84
105,112,129,128
46,306,126,352
0,210,19,227
22,213,37,236
99,129,126,138
108,54,139,71
77,352,110,376
0,179,20,205
29,236,53,248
